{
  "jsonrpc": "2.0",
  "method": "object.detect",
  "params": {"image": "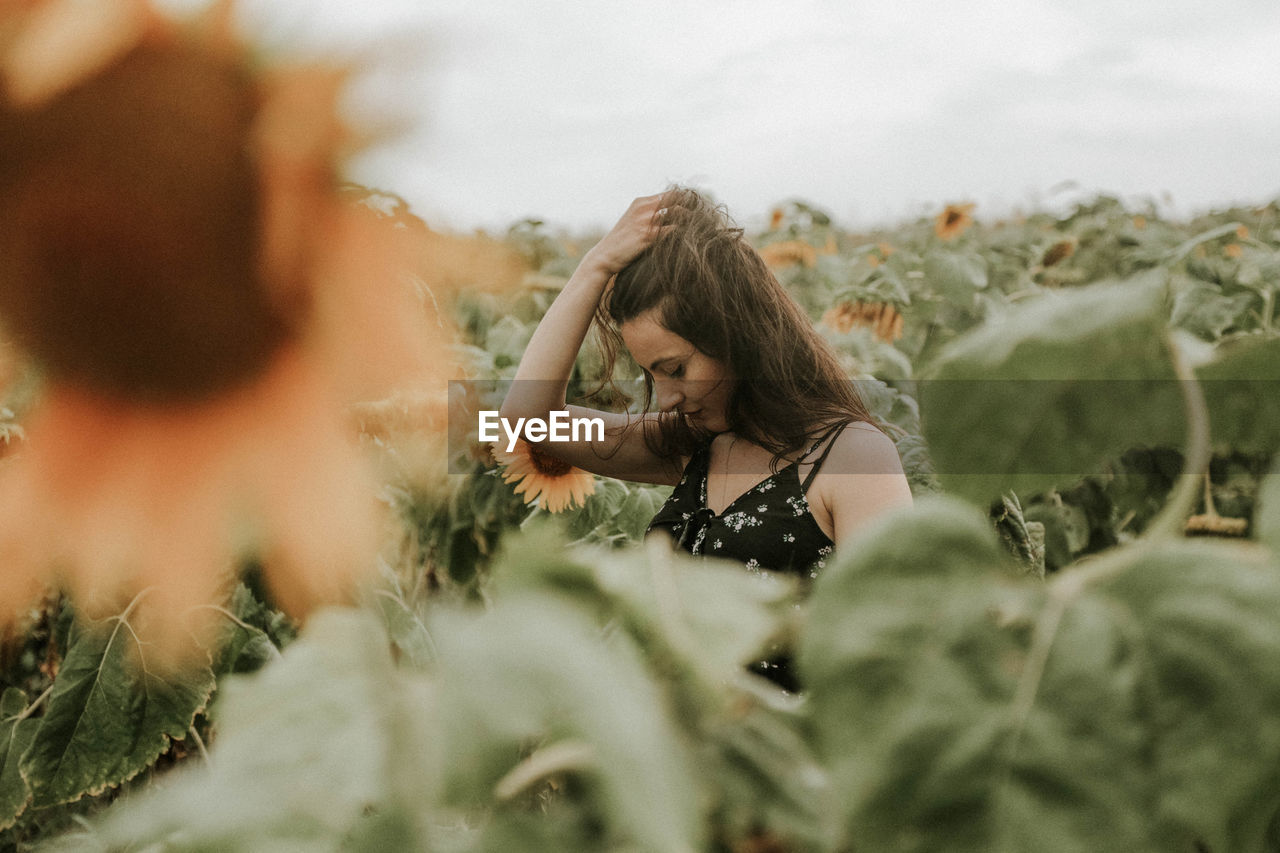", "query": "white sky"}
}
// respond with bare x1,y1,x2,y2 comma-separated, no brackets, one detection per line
171,0,1280,232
